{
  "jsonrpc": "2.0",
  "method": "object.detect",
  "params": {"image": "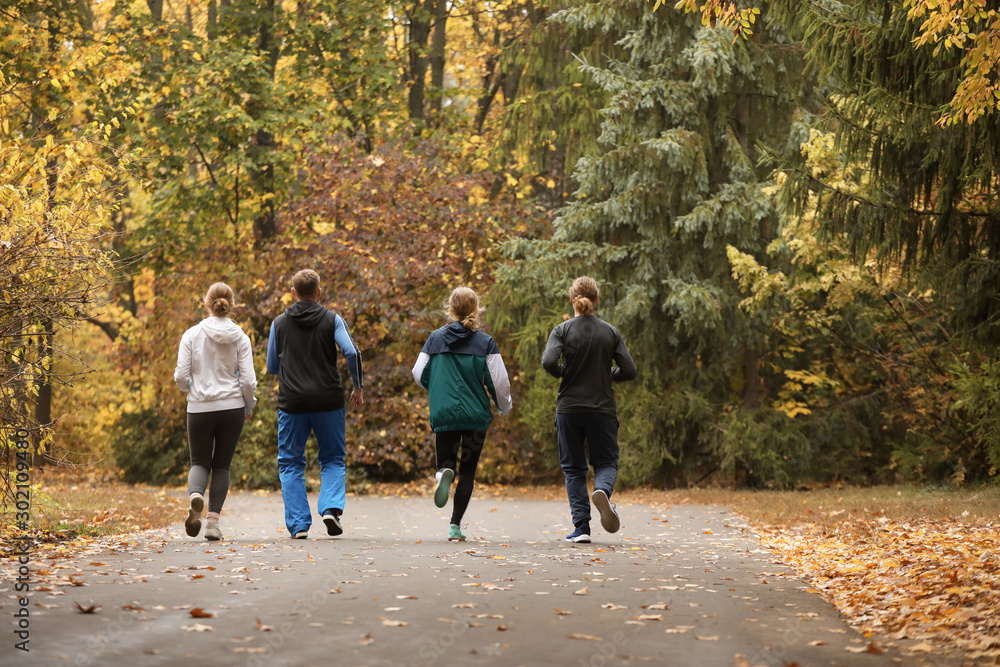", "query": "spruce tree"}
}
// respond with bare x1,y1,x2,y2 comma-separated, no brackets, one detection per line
768,0,1000,345
494,1,811,484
